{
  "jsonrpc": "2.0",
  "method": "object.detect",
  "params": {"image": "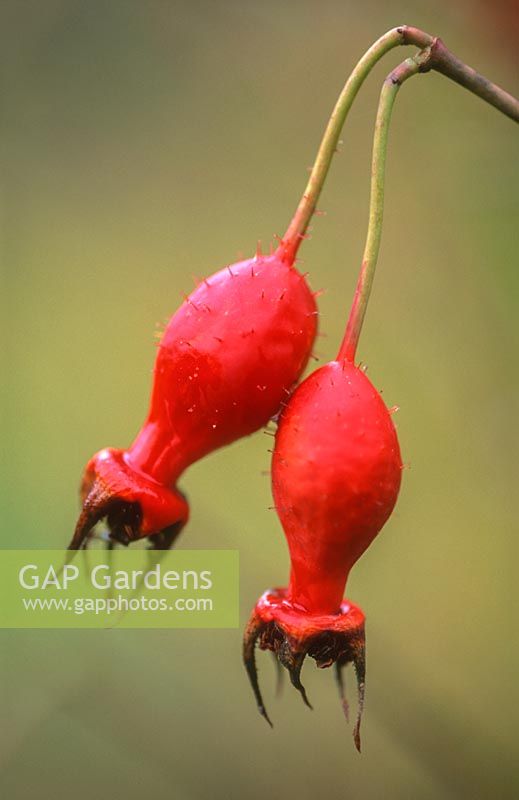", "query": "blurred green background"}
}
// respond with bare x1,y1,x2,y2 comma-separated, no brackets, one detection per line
1,1,518,798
